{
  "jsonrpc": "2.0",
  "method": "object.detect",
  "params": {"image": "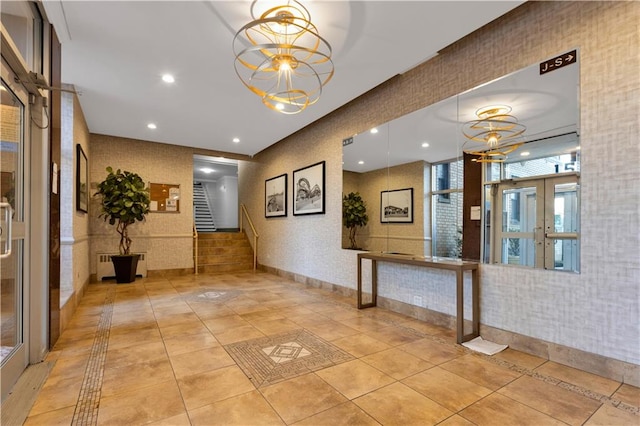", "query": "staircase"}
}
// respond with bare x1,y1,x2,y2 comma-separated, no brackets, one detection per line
196,232,255,273
193,182,216,232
